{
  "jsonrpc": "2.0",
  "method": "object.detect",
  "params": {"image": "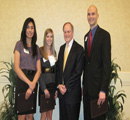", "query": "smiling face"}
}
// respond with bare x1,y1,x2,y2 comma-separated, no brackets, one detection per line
63,23,73,44
26,22,34,40
45,32,53,47
87,5,99,29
